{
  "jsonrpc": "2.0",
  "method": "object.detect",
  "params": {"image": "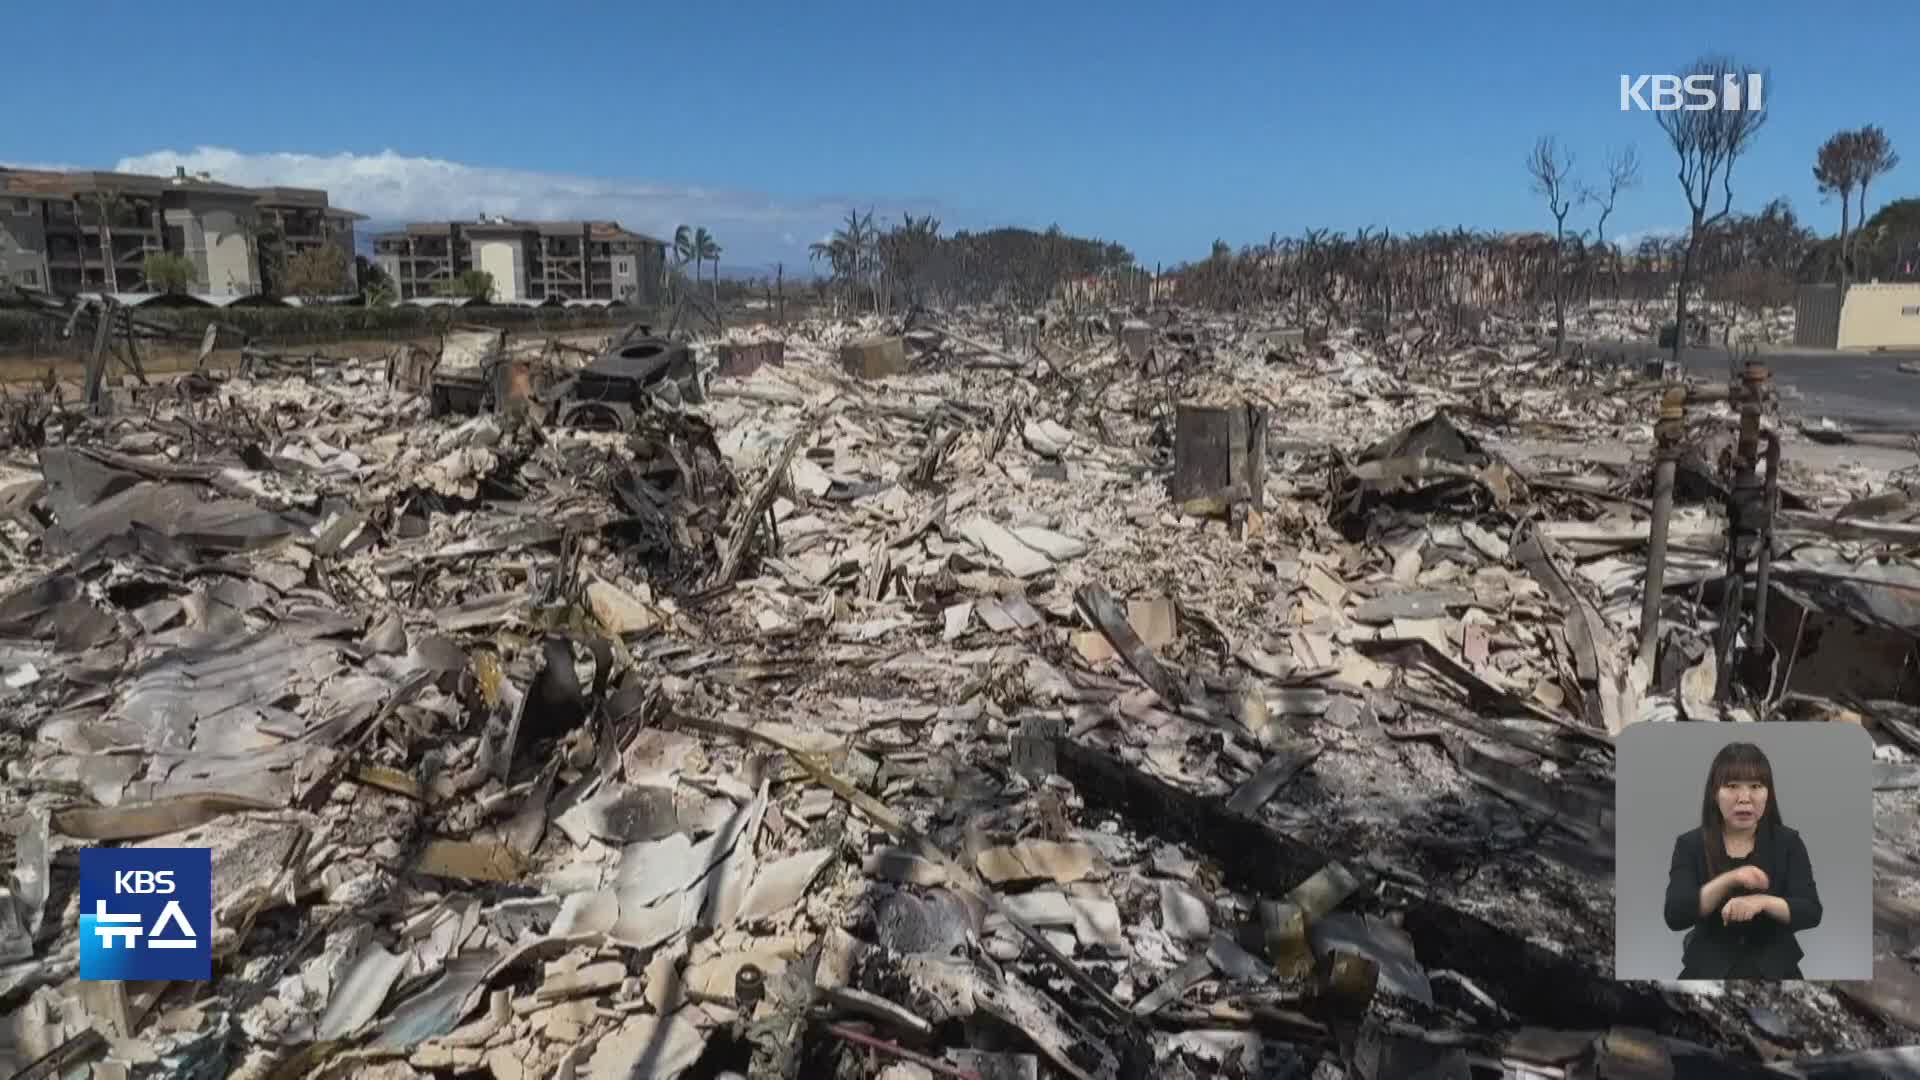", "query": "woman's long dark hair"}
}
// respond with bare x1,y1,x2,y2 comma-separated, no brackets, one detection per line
1701,741,1783,873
